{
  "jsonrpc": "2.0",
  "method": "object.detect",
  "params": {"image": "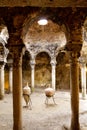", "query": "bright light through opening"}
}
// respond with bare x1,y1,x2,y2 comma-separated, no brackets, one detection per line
37,19,48,25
